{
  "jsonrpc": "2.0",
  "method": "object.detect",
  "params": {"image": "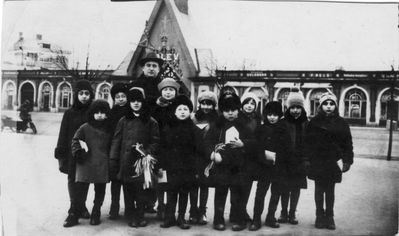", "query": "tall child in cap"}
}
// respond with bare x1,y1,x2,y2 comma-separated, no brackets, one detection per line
55,80,94,227
204,94,256,231
159,95,201,230
151,77,180,219
249,101,291,230
188,91,219,225
108,83,130,219
109,87,160,227
278,88,308,225
71,99,112,226
304,92,353,230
